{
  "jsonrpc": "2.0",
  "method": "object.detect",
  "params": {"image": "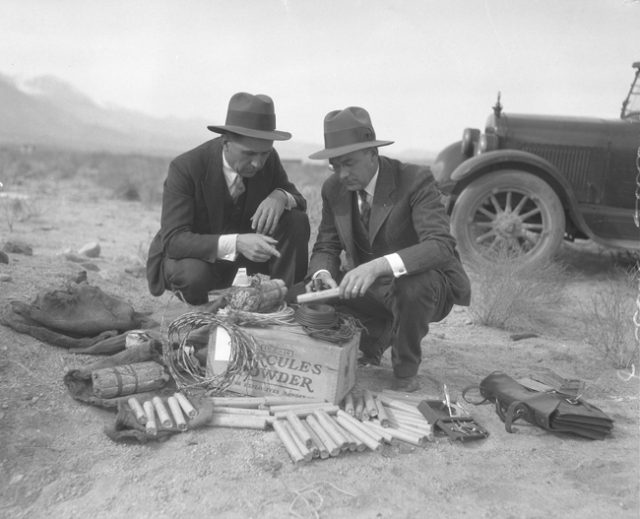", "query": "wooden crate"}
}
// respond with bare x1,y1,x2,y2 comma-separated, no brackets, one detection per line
207,324,359,404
